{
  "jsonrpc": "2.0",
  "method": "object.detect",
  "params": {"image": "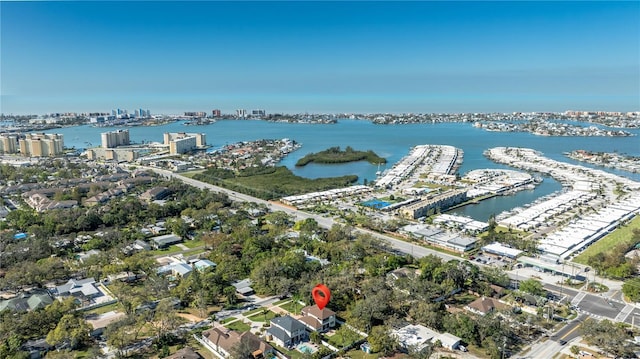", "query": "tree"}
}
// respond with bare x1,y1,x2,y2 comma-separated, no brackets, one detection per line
622,277,640,302
309,331,321,344
46,314,91,349
153,299,181,344
367,325,398,356
570,345,580,355
229,335,256,359
581,318,635,357
519,278,545,296
407,342,433,359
